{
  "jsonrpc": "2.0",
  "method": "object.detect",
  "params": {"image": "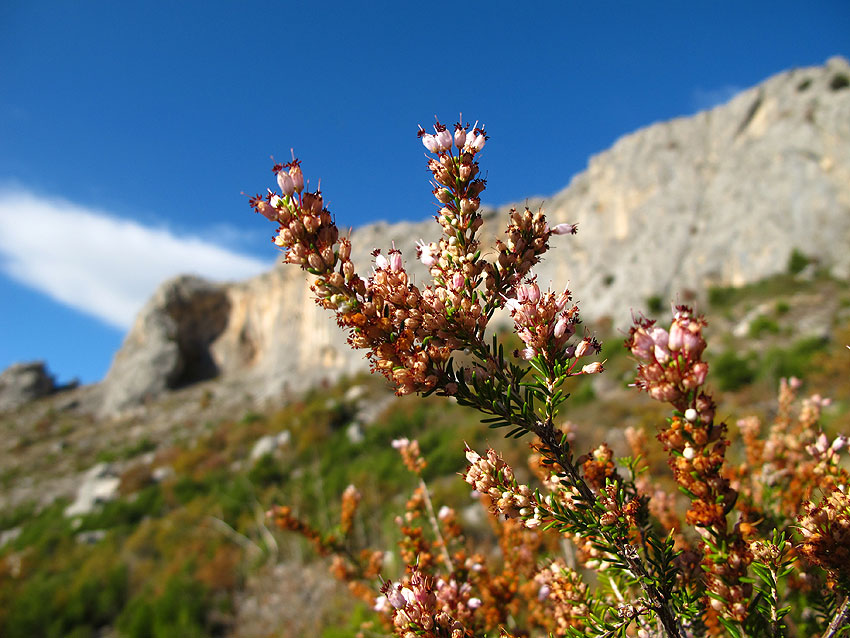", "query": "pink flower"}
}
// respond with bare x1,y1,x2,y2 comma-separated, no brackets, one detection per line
416,240,438,267
289,164,304,193
277,170,295,196
436,128,452,151
550,222,578,235
454,124,467,149
582,362,603,374
467,128,487,152
421,133,440,153
553,315,569,339
374,253,389,270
